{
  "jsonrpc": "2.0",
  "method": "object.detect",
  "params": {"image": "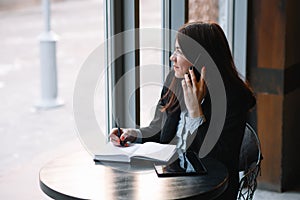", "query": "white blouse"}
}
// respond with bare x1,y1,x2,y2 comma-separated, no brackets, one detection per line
176,110,205,151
